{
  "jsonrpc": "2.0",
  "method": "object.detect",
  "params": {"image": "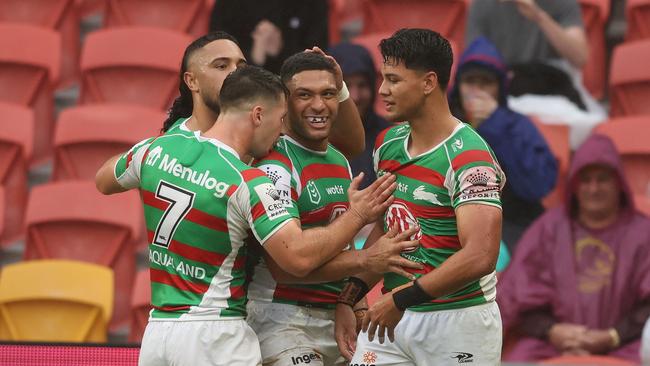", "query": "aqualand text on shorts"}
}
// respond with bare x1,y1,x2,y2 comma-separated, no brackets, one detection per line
350,301,502,366
138,318,262,366
247,300,347,366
